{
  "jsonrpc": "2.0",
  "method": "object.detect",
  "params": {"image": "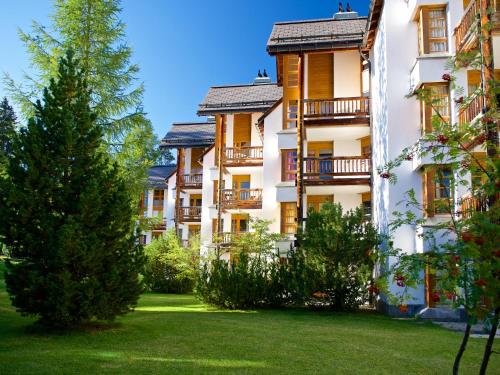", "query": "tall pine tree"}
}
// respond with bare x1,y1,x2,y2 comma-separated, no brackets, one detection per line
3,0,161,200
0,51,144,328
0,97,17,165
